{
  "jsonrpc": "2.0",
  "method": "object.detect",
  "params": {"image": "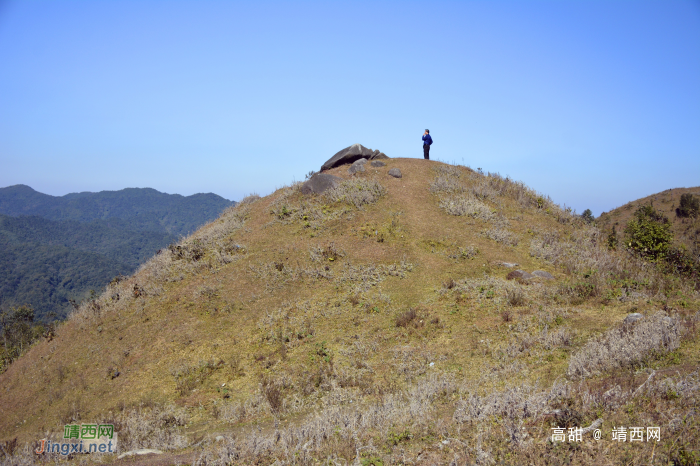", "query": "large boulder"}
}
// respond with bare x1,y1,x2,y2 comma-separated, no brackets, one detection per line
321,144,388,171
300,173,342,195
